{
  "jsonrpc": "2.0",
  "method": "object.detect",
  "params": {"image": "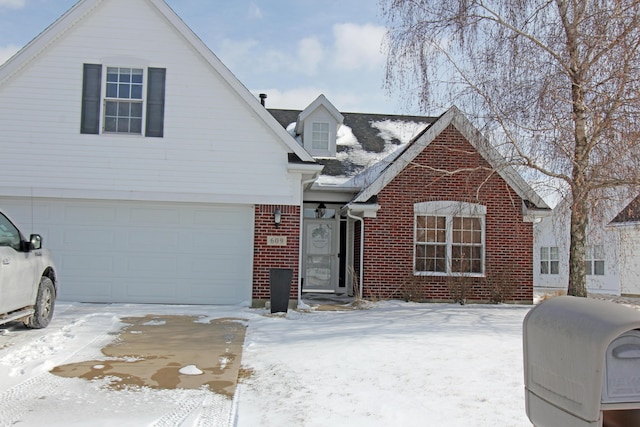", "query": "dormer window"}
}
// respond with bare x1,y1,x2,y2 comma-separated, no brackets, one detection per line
294,94,343,158
312,122,330,150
